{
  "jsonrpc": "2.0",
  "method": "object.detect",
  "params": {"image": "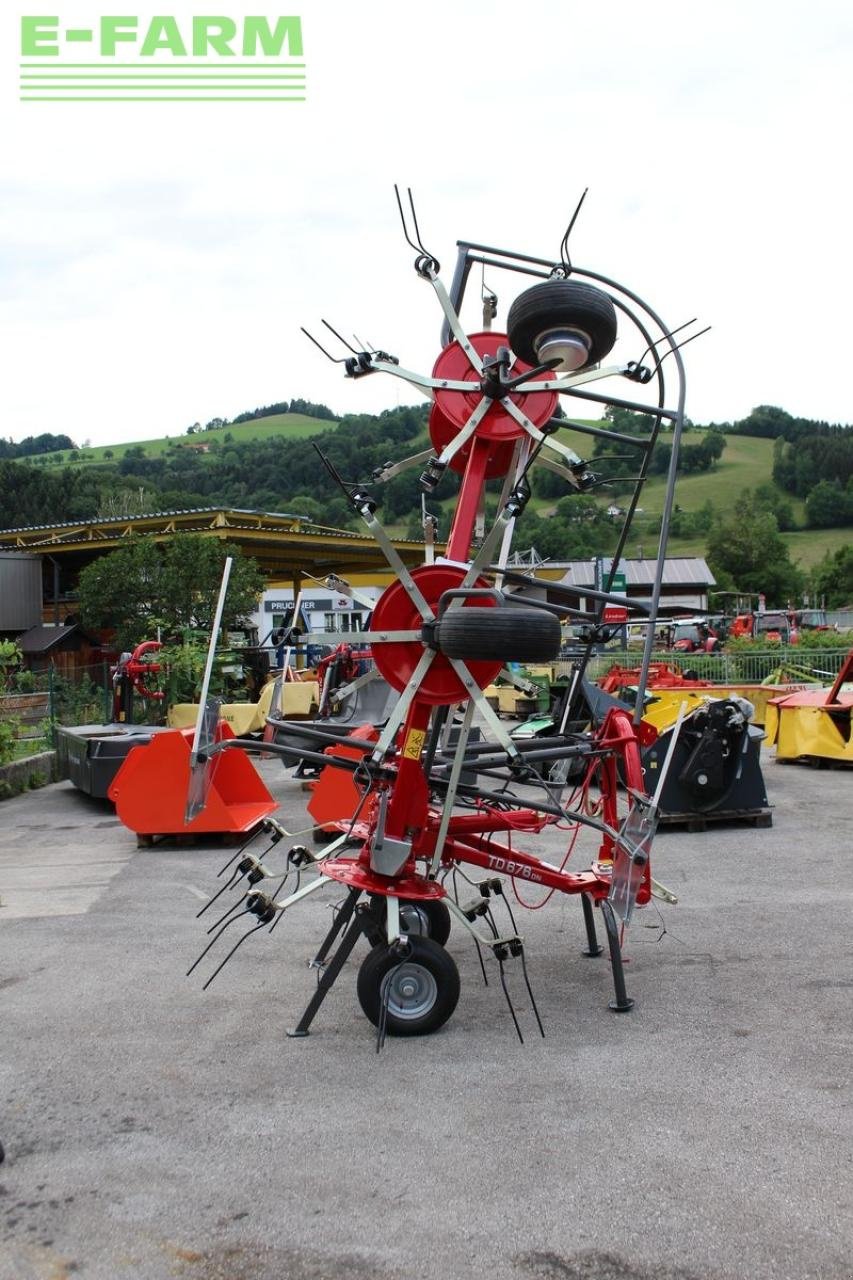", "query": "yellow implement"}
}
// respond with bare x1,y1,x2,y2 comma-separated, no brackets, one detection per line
765,649,853,764
640,683,809,731
168,677,319,735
